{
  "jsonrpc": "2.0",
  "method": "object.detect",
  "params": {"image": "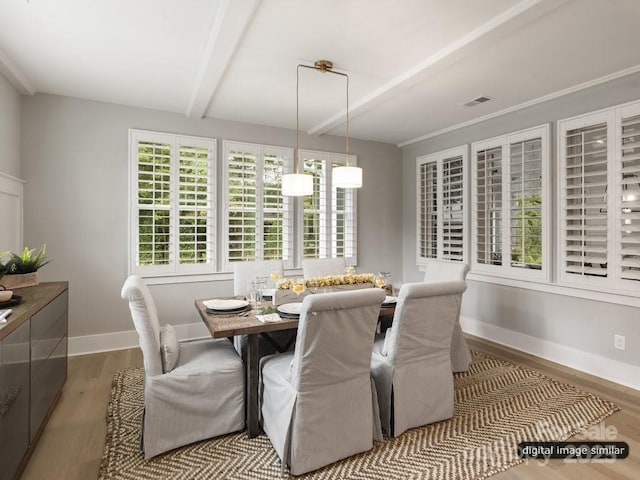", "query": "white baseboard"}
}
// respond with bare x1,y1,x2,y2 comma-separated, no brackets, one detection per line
68,322,210,356
461,315,640,392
